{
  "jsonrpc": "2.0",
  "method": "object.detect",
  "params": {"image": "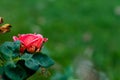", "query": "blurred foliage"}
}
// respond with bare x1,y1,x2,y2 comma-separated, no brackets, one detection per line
0,41,54,80
0,0,120,80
